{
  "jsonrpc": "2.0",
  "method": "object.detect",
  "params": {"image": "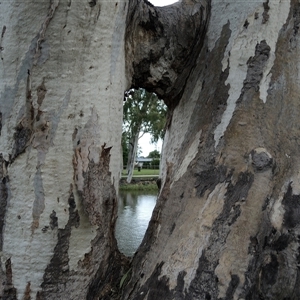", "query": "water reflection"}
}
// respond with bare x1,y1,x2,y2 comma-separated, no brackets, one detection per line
115,190,157,257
